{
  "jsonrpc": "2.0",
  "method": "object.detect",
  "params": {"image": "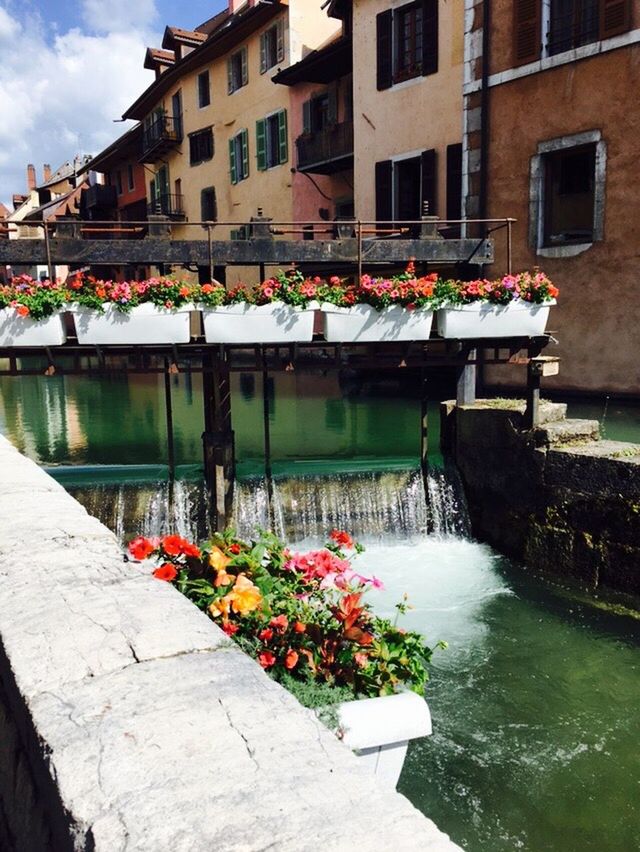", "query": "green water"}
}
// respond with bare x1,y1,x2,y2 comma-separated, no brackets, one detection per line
1,372,640,851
